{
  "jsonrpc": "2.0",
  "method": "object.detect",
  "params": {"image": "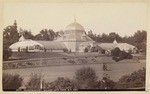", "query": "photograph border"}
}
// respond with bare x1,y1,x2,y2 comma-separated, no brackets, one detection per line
0,0,150,94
